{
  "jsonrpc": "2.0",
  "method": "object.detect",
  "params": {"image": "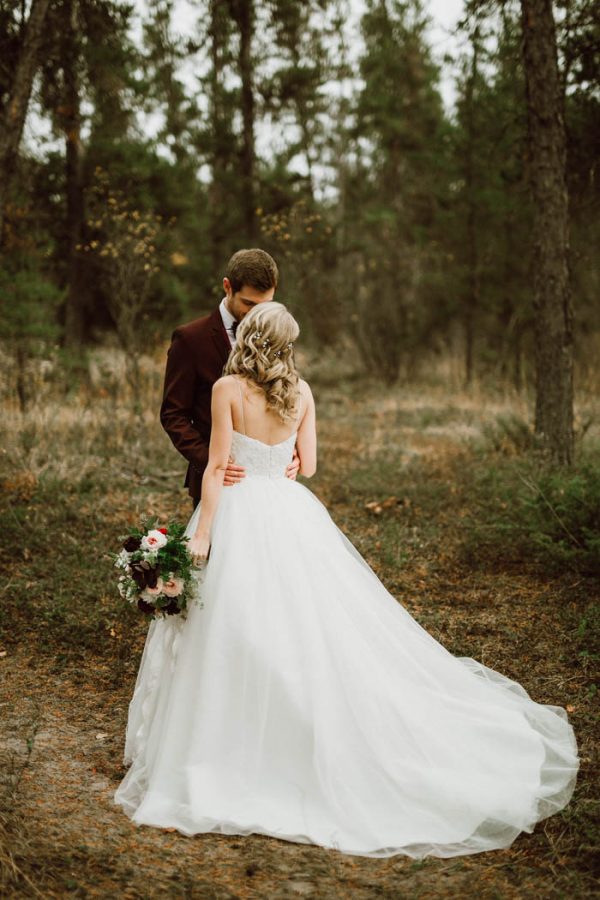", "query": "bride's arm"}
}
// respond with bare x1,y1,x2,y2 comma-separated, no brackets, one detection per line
189,379,233,556
296,382,317,477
